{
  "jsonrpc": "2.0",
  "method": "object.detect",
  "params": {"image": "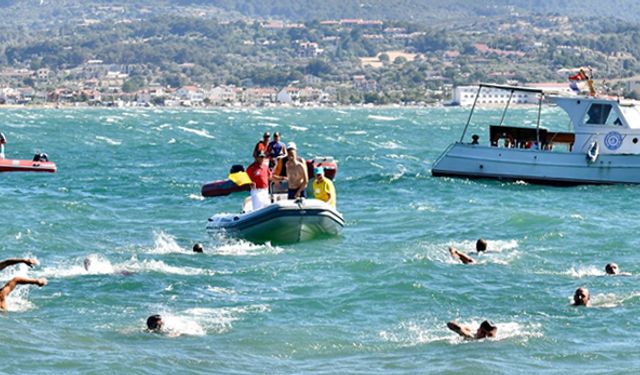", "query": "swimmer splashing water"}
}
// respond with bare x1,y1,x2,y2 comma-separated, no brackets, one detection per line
0,258,47,310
